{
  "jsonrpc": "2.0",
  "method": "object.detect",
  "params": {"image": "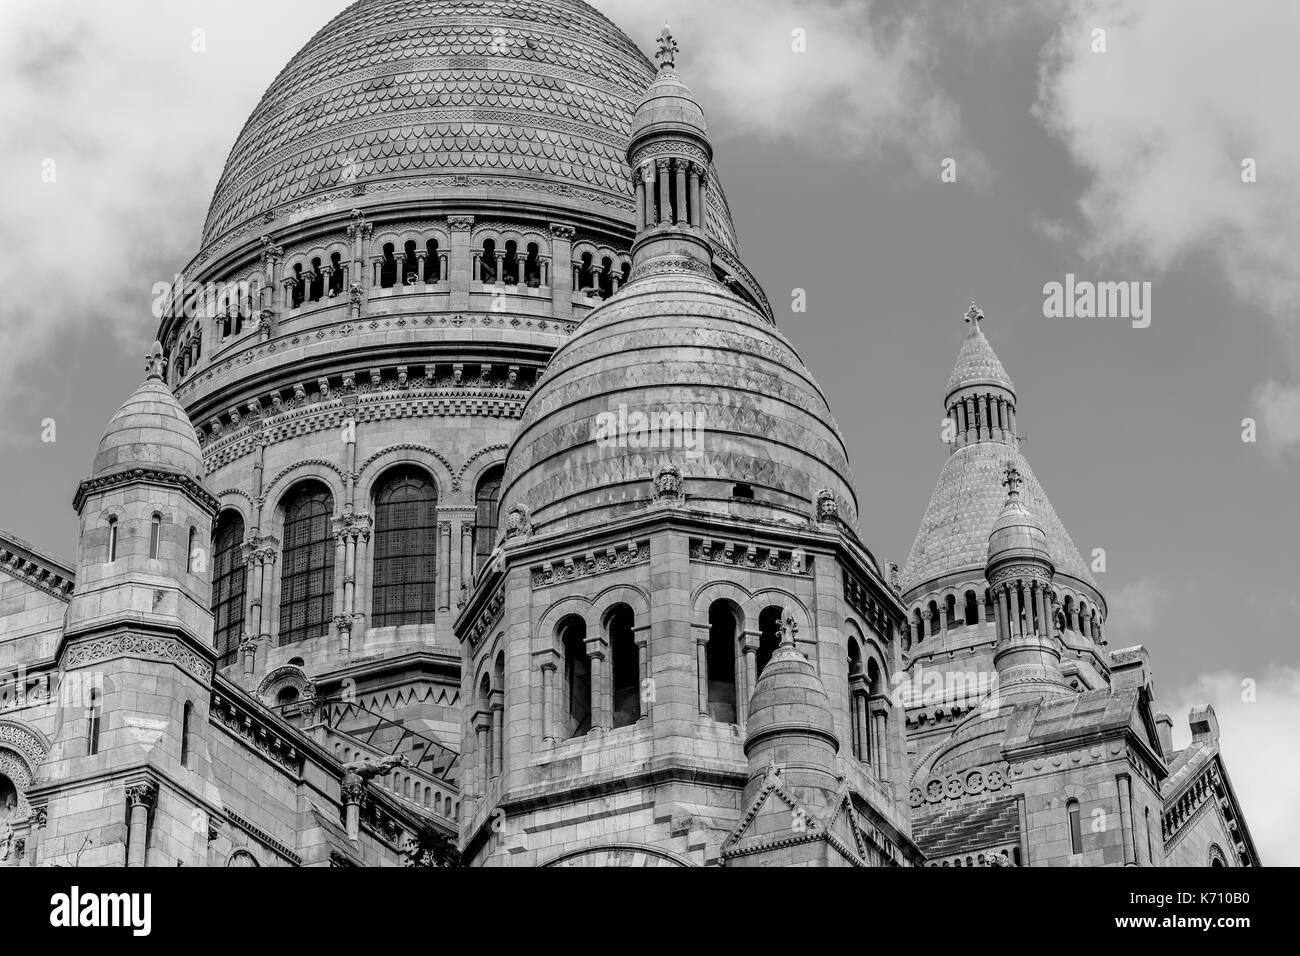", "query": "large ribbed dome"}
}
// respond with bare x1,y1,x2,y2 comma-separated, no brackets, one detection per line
199,0,738,253
500,265,859,535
